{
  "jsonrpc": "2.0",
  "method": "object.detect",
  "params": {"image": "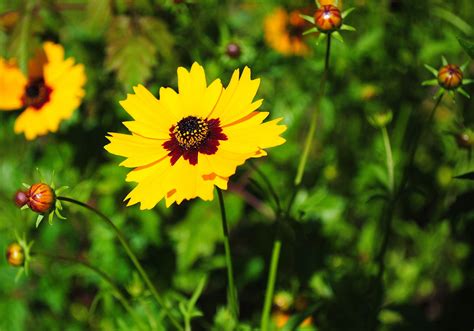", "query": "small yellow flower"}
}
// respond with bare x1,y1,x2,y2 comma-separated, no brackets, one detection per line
105,62,286,208
0,42,86,140
264,7,311,56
